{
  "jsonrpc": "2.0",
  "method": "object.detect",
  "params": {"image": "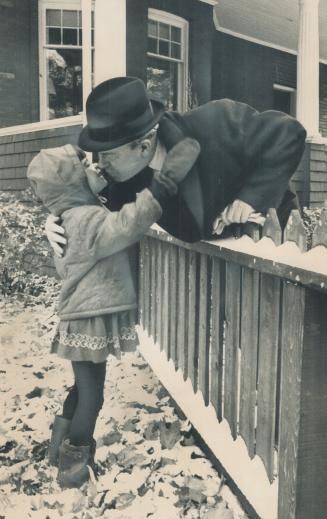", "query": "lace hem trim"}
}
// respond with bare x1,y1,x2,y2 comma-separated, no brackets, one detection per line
57,327,137,351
